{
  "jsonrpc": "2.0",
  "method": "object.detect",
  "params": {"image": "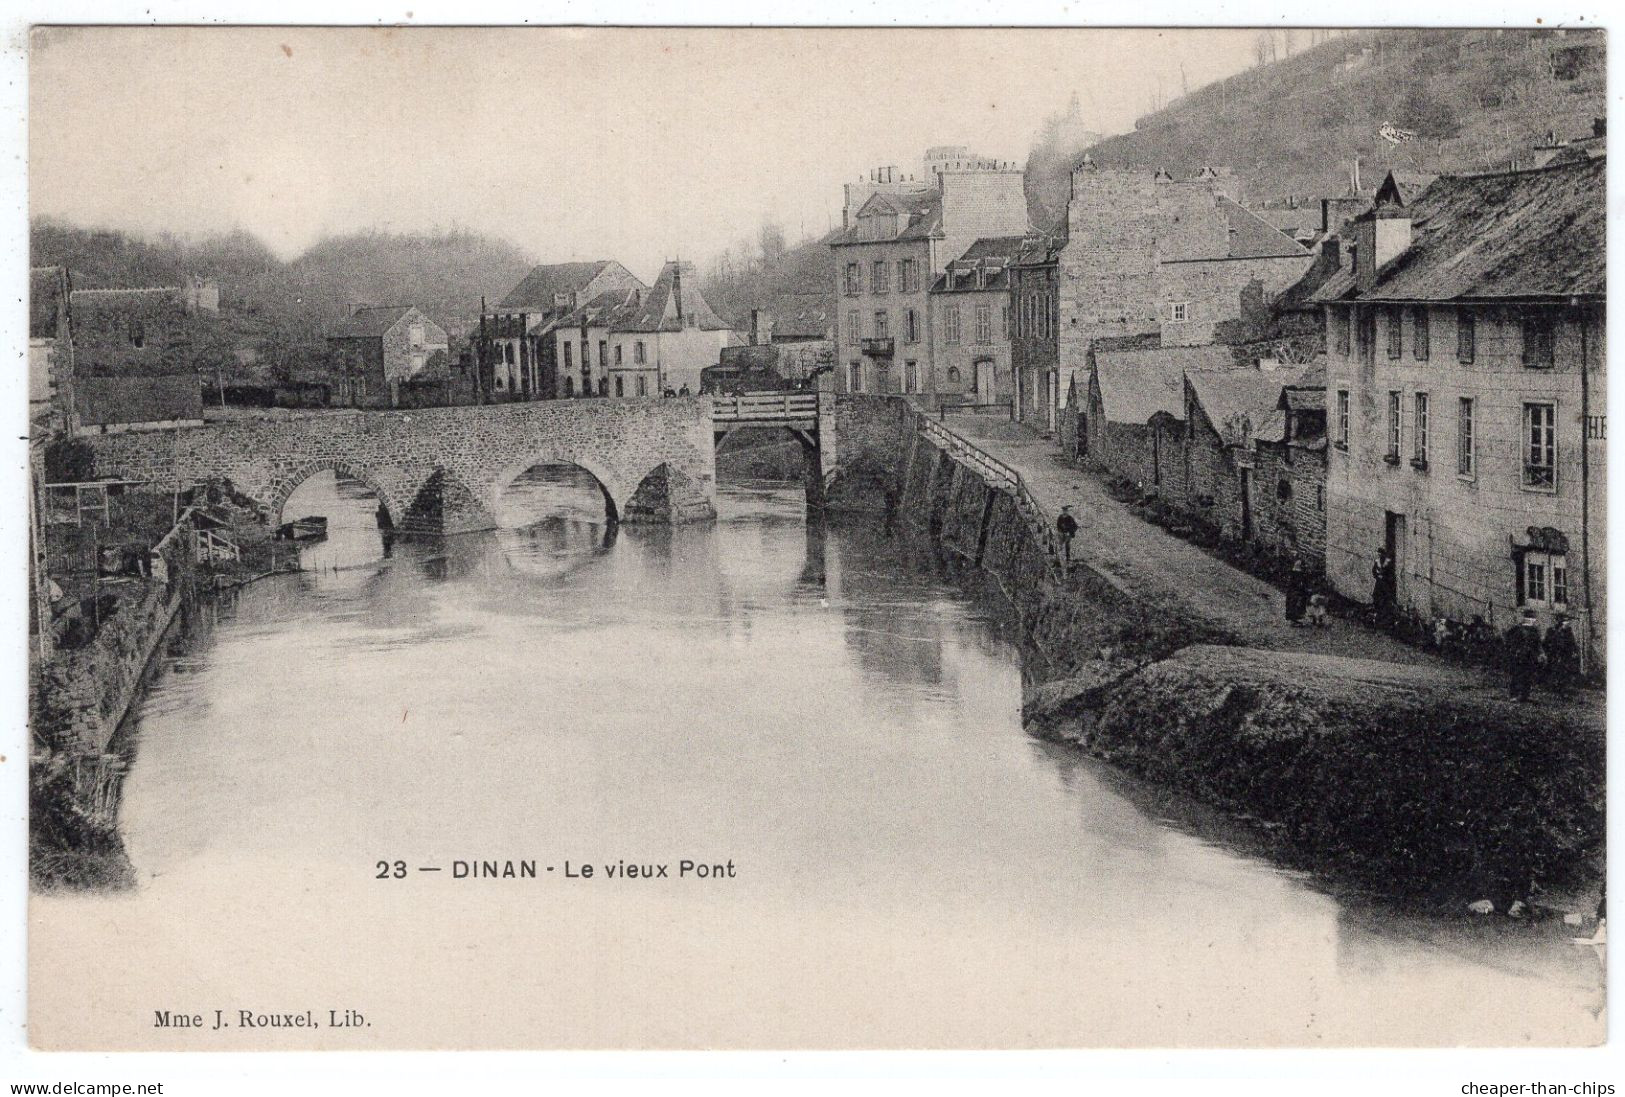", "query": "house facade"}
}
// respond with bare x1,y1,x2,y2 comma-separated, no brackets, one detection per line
488,260,645,399
1314,160,1606,663
1009,232,1064,430
928,237,1021,403
326,305,449,408
830,160,1029,397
